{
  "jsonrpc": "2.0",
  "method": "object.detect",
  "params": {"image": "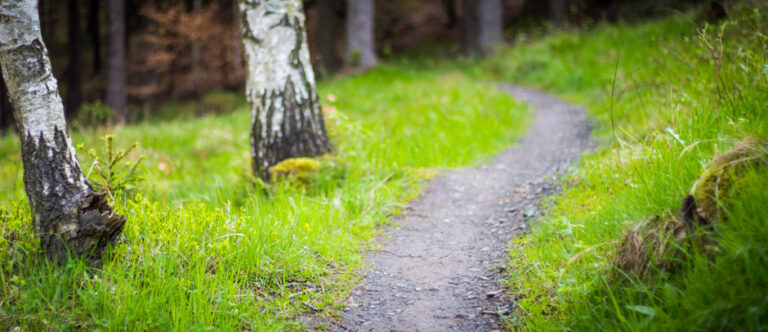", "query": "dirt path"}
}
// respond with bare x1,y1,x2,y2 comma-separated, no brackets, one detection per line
333,85,591,331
